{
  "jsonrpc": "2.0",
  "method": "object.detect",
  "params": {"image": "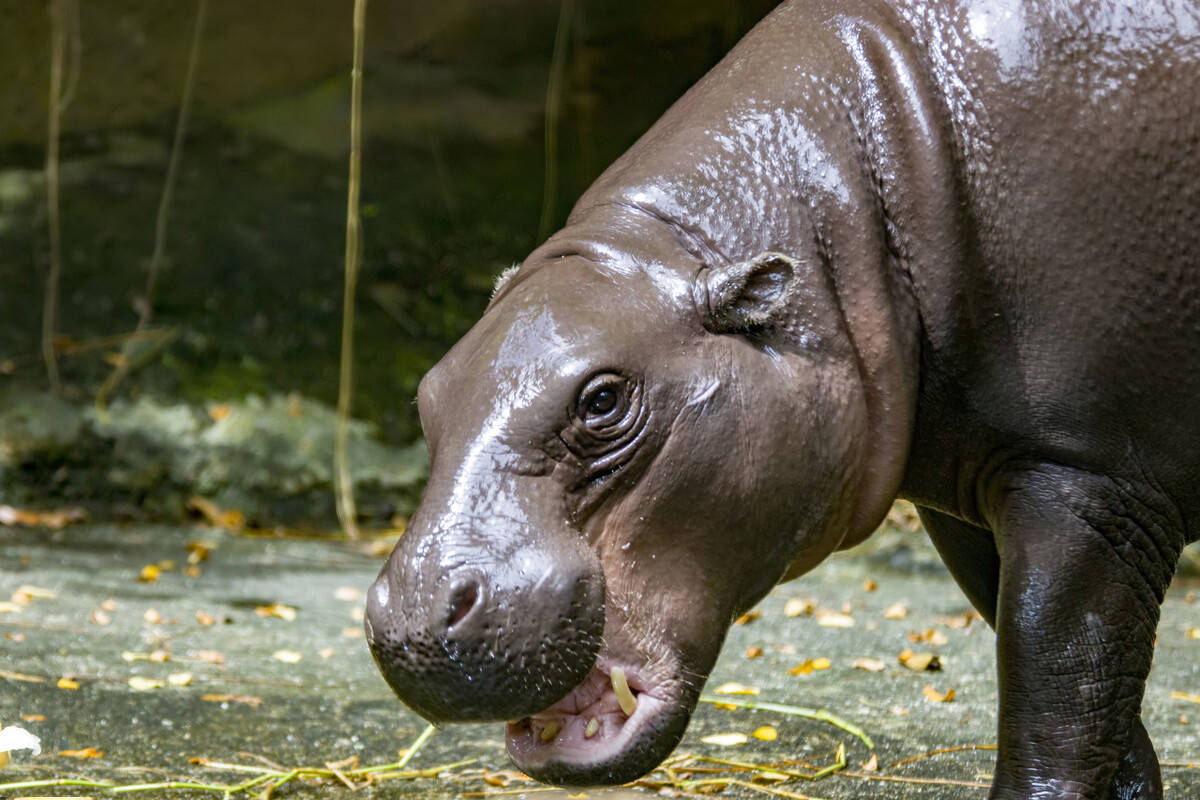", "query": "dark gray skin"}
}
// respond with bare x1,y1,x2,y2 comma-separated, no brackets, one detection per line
364,0,1200,797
